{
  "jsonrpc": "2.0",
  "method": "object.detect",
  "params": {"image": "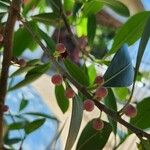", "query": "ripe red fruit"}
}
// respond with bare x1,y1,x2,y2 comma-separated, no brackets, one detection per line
18,59,27,67
65,88,75,99
2,105,9,112
92,118,104,130
51,74,63,85
56,43,66,54
123,104,137,118
0,34,3,42
83,99,94,112
95,87,108,99
95,76,104,85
